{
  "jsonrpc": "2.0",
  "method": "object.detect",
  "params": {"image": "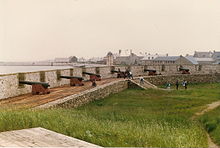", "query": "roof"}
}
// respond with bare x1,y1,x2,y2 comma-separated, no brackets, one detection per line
153,56,180,61
213,52,220,59
185,56,199,64
194,57,214,62
141,54,166,61
194,51,213,58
